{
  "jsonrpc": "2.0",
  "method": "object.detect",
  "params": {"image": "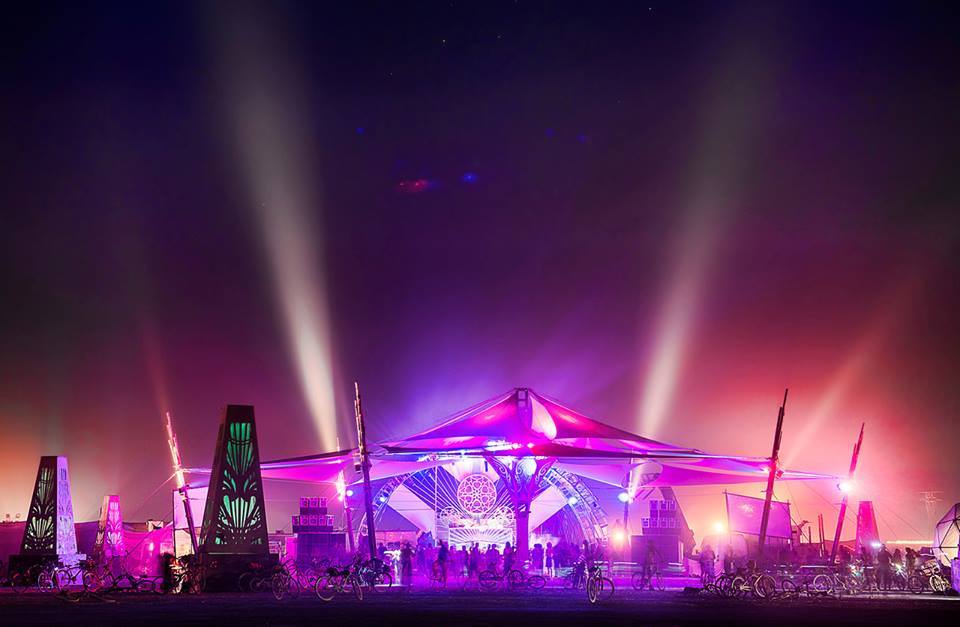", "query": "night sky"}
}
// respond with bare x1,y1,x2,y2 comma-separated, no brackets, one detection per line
1,1,958,541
